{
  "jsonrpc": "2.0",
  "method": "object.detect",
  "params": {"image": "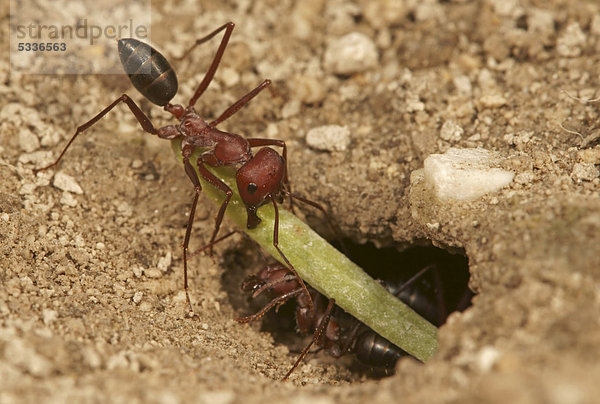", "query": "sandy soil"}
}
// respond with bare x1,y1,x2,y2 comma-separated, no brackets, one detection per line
2,0,600,403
